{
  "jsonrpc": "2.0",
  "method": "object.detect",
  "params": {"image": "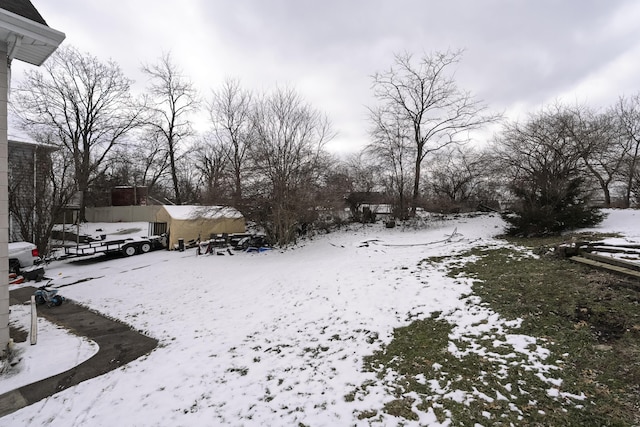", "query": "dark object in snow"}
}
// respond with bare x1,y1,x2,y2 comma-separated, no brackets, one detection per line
233,235,271,251
22,266,45,282
246,246,271,253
